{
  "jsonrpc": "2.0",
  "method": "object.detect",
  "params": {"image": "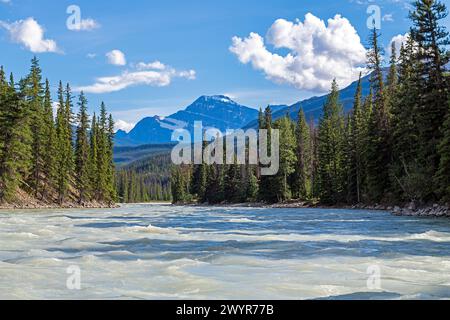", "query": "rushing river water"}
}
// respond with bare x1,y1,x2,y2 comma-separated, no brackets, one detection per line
1,204,450,299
